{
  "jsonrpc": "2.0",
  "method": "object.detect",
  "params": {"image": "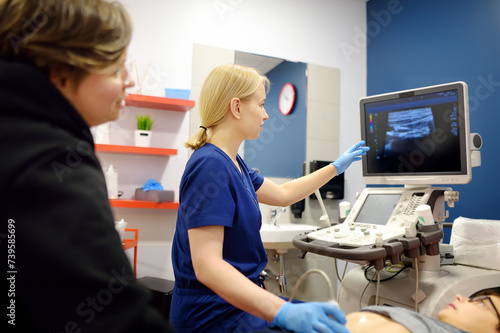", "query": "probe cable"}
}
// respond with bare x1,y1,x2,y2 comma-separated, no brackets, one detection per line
414,258,419,312
288,269,335,303
334,258,349,283
361,262,411,308
335,259,350,306
359,265,377,309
